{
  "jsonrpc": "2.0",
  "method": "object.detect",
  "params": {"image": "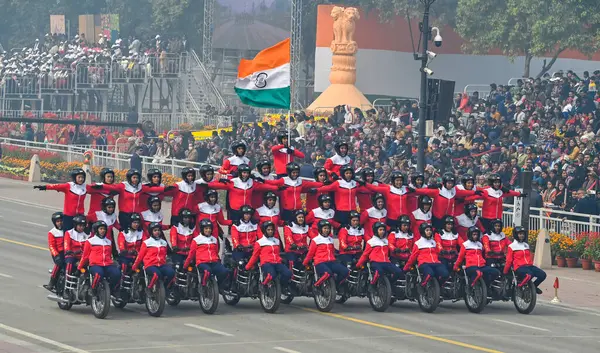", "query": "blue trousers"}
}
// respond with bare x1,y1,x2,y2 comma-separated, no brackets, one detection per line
465,266,501,284
170,254,186,267
232,251,252,262
419,263,449,281
371,261,404,280
515,265,547,287
89,265,121,291
146,265,176,285
315,261,350,284
337,253,360,266
197,262,230,284
261,263,292,284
